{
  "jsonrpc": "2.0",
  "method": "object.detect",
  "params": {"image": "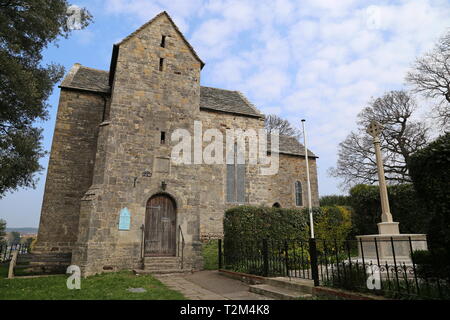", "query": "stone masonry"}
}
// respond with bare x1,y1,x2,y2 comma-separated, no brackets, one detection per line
34,12,319,276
